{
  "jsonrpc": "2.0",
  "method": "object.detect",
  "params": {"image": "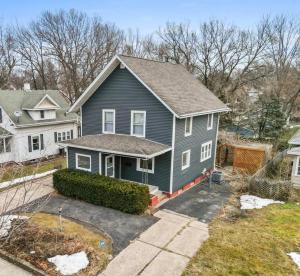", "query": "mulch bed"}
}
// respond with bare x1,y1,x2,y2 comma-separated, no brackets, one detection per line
1,219,108,275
